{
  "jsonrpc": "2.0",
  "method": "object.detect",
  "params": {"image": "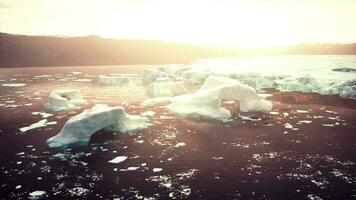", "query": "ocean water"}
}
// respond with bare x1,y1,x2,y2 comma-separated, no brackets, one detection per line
193,55,356,81
0,57,355,199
